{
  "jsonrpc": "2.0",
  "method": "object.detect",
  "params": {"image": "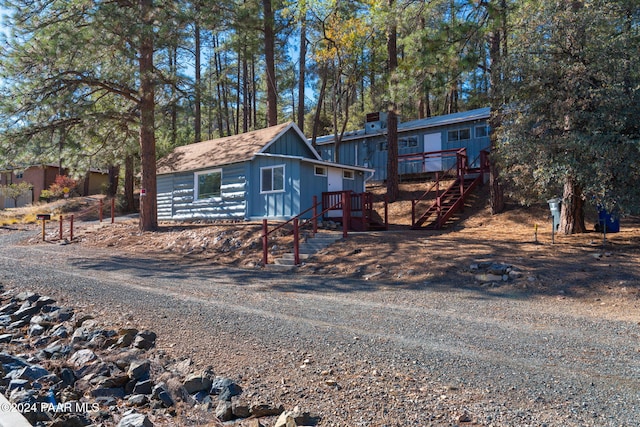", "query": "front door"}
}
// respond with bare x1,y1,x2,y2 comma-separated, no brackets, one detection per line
424,133,442,172
327,168,343,217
